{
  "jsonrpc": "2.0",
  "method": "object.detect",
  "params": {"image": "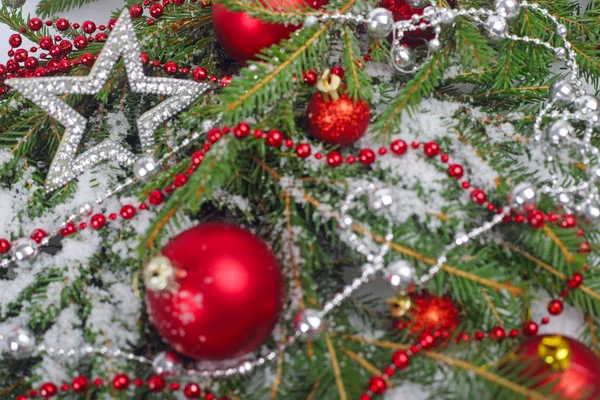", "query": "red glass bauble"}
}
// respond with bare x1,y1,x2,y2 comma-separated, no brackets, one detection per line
212,0,328,65
306,93,370,146
513,335,600,399
395,292,460,335
145,223,284,360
